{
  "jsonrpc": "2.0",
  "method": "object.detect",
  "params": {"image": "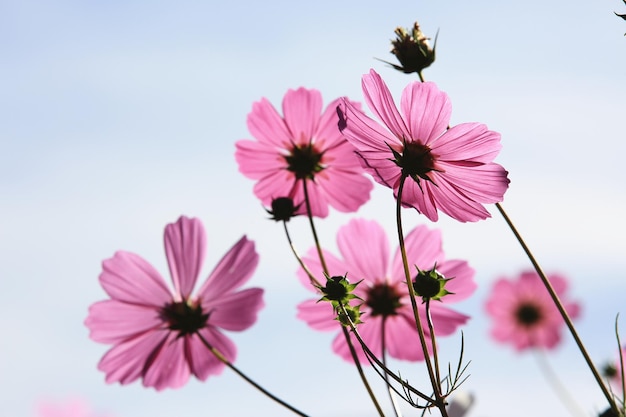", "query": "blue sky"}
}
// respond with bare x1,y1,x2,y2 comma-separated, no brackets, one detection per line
1,0,625,416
